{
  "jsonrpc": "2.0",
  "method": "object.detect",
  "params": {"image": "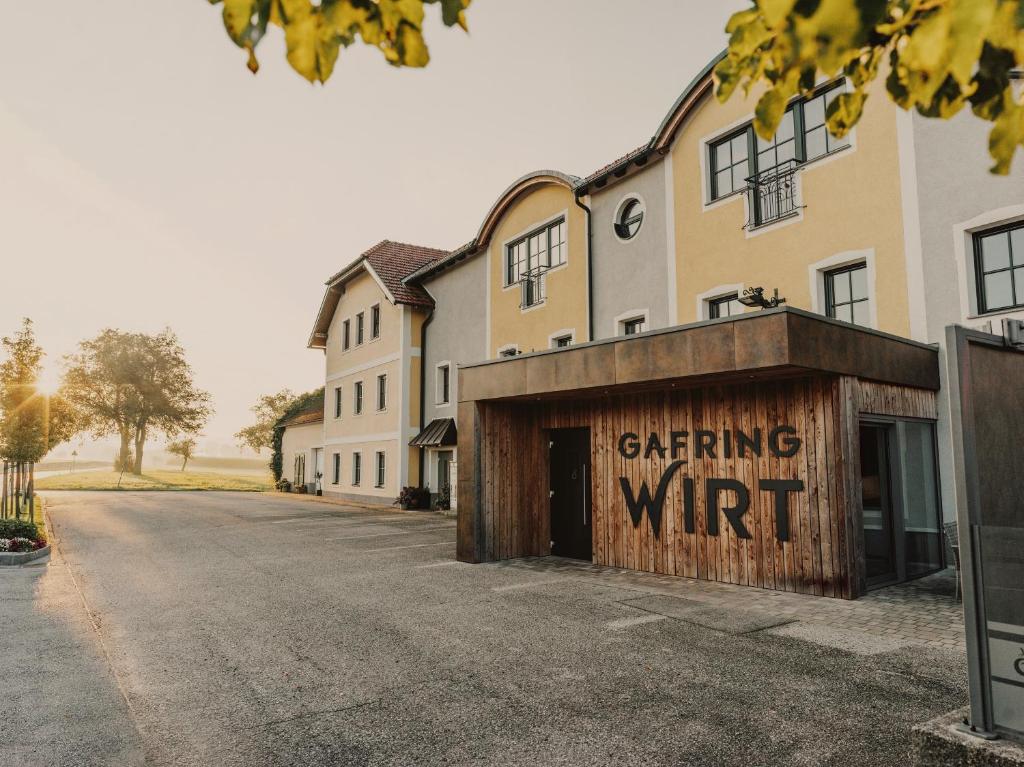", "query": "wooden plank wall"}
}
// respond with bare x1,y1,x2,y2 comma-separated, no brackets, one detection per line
478,375,862,598
855,380,937,420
